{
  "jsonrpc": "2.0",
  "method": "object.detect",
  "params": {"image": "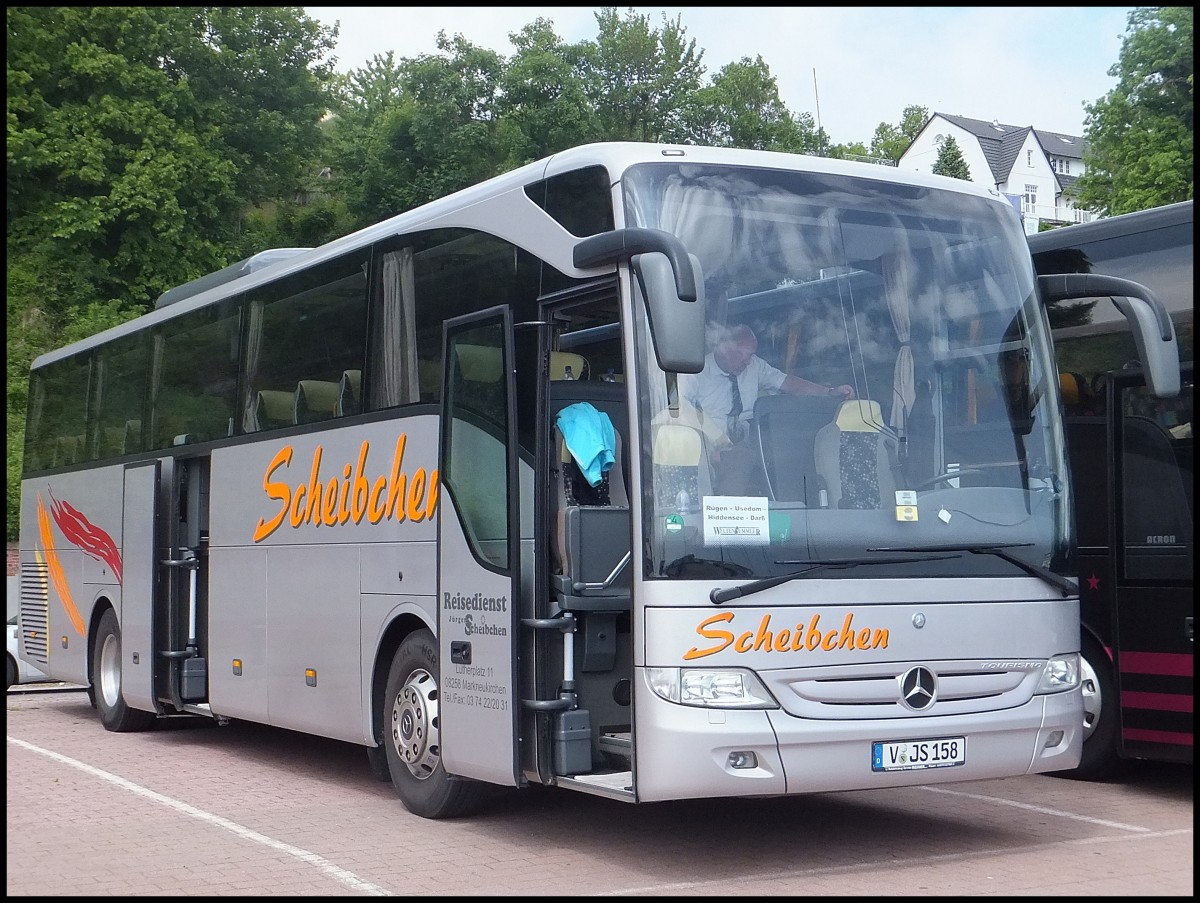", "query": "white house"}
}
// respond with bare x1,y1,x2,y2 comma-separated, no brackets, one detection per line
897,113,1094,234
